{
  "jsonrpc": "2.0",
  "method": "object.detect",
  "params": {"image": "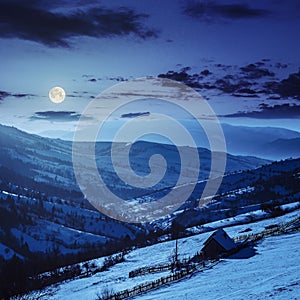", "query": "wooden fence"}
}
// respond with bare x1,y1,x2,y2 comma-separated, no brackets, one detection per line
129,263,172,278
98,215,300,300
99,266,196,300
234,216,300,243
